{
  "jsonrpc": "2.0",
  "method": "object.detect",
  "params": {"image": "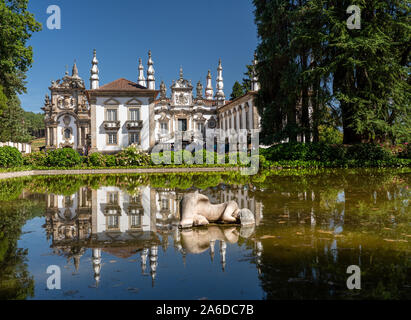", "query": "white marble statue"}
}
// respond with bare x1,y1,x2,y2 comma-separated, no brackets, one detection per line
179,191,255,228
